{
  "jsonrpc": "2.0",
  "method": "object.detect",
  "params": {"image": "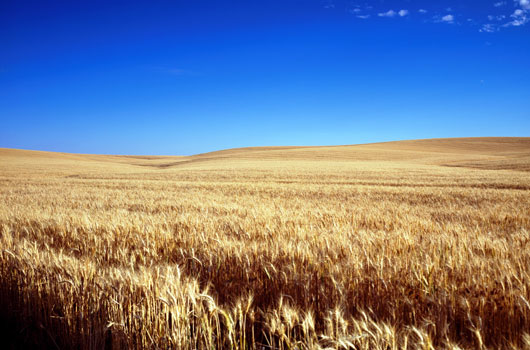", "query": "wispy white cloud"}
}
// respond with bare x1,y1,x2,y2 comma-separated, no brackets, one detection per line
378,10,396,17
480,23,498,32
480,0,530,30
167,69,193,75
376,9,408,18
518,0,530,10
326,1,529,32
153,67,197,76
488,14,506,21
505,19,528,26
441,14,454,23
323,0,335,9
504,7,529,26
